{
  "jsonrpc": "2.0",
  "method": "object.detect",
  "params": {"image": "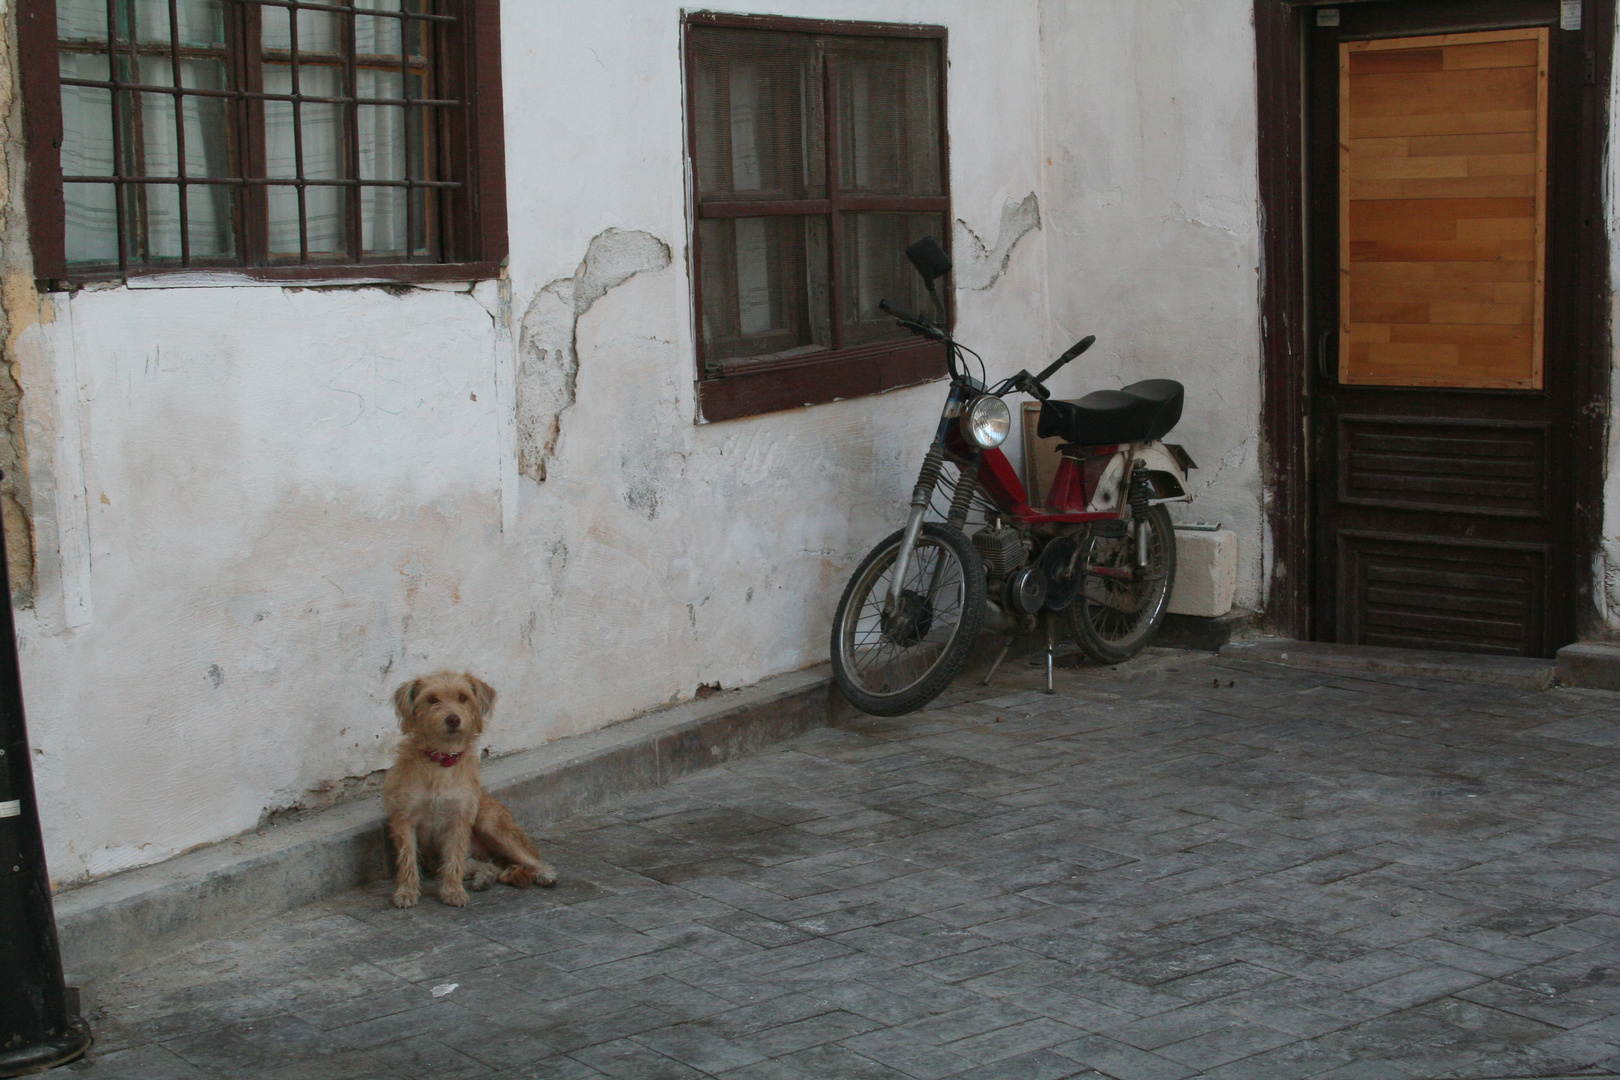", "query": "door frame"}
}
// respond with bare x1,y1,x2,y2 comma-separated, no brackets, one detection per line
1255,0,1615,640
